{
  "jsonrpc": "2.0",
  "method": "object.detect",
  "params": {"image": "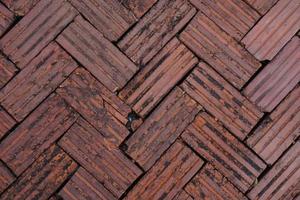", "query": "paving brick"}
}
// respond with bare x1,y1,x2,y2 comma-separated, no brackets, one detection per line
181,62,263,140
243,37,300,112
125,141,204,200
173,190,193,200
68,0,136,41
119,38,198,118
245,0,279,15
118,0,196,66
0,42,78,121
180,12,261,89
248,141,300,200
242,0,300,61
0,3,14,37
0,0,78,68
2,0,40,16
0,145,78,200
125,87,202,170
0,94,78,175
59,118,142,198
181,112,266,192
120,0,158,18
0,161,15,193
189,0,260,41
0,107,15,139
185,164,248,200
56,67,131,146
247,85,300,165
0,53,17,89
57,16,138,92
59,167,117,200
